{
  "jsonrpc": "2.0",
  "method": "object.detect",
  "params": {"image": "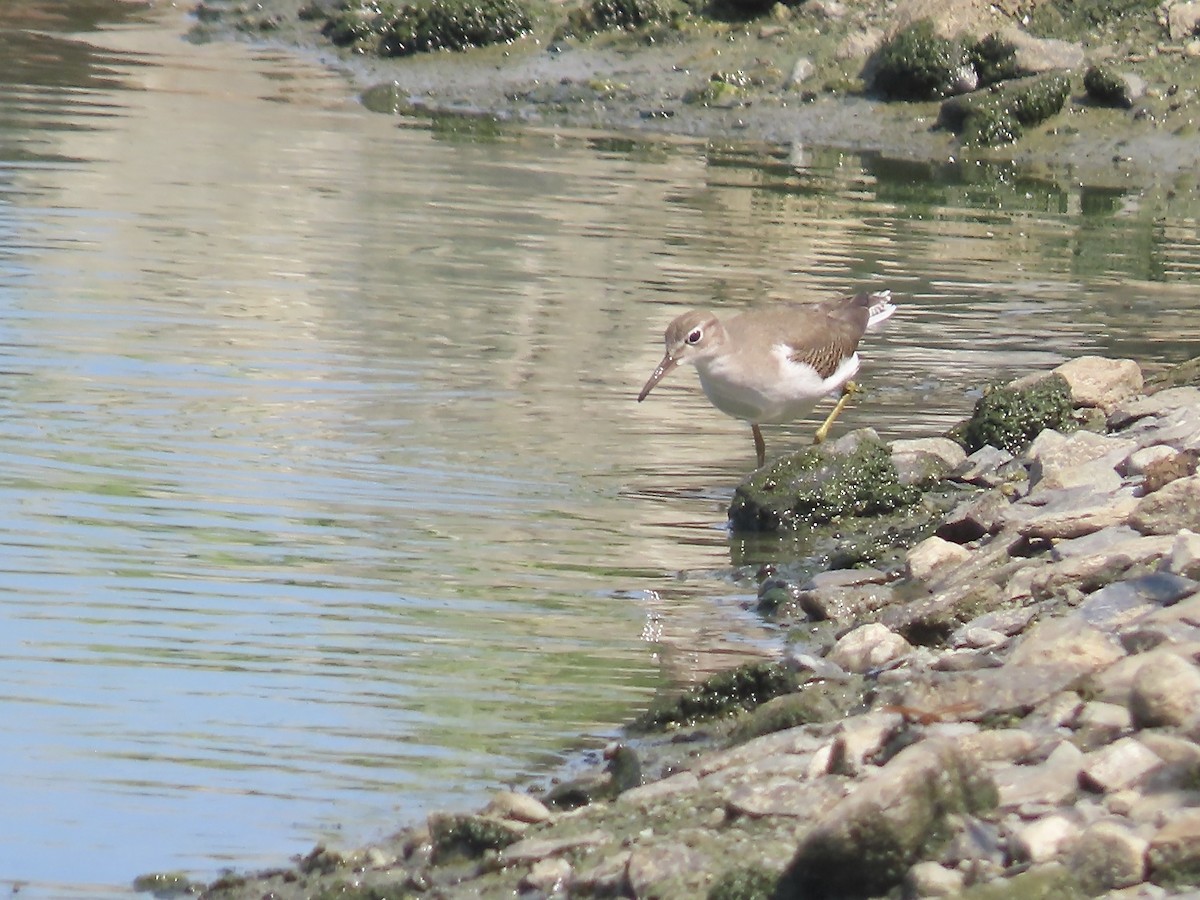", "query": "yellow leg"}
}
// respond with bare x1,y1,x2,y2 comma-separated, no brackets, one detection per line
813,381,861,445
752,423,766,468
